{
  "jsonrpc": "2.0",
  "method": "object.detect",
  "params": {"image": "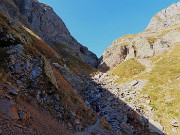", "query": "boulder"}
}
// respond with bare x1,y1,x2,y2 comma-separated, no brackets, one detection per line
18,111,27,120
5,86,18,95
171,119,179,127
148,119,164,135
